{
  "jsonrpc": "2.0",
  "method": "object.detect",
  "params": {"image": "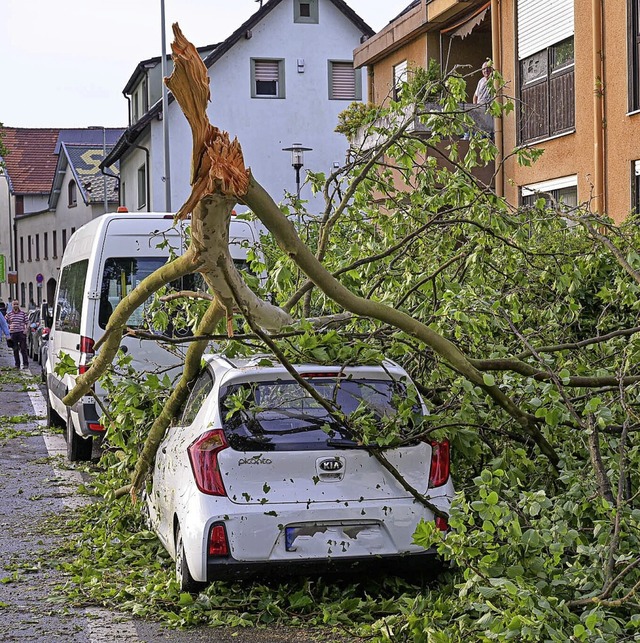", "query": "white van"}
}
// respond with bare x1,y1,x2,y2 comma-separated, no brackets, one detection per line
45,212,263,461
